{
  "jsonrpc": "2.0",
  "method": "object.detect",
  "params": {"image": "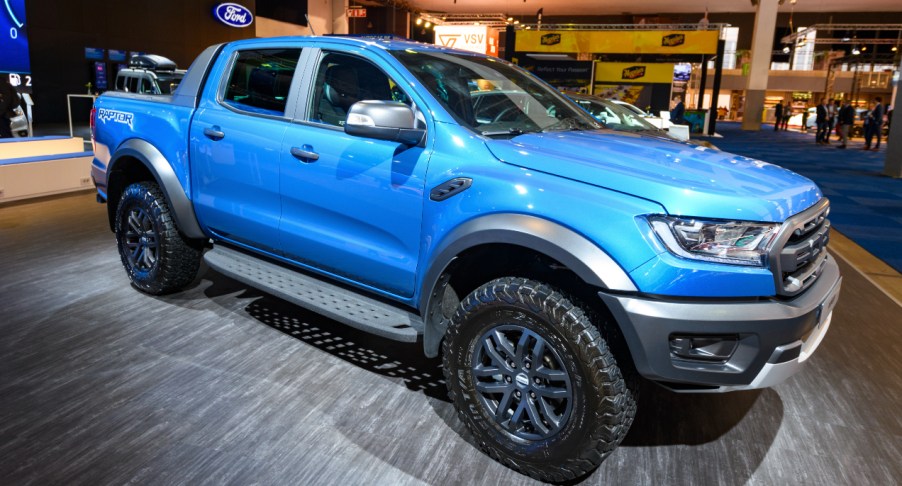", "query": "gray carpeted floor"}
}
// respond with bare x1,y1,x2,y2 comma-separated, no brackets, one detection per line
1,192,900,485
